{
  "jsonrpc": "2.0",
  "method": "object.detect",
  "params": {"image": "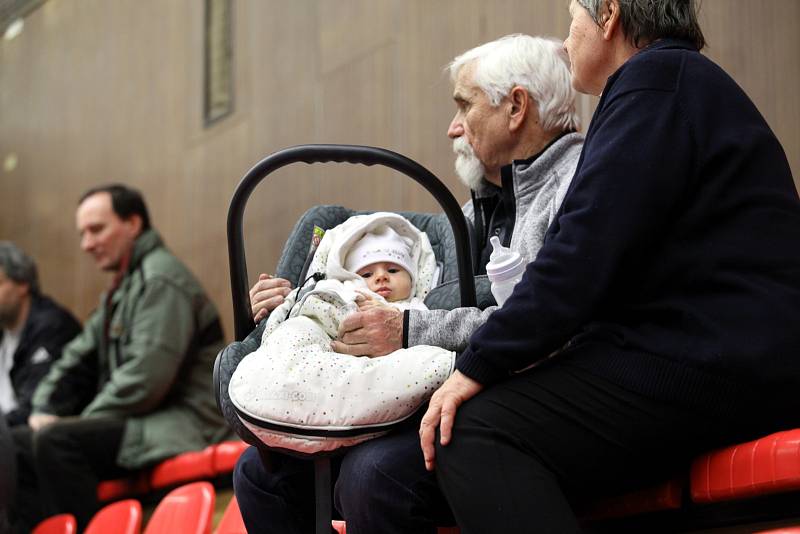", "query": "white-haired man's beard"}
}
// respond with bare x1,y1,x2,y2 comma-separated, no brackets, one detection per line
452,137,486,191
